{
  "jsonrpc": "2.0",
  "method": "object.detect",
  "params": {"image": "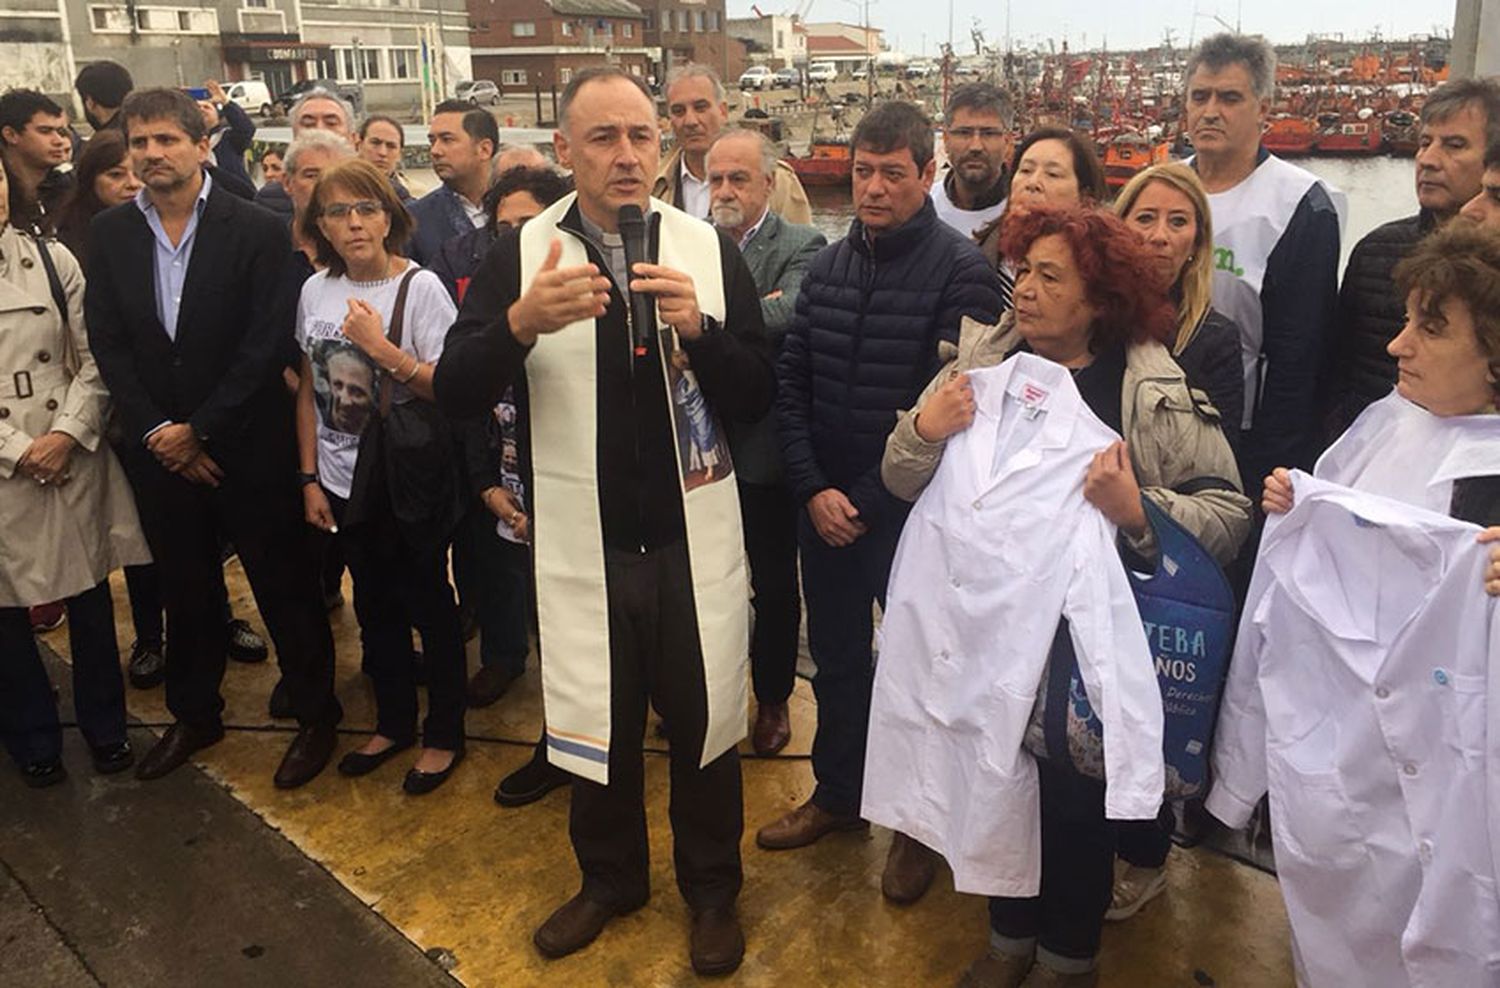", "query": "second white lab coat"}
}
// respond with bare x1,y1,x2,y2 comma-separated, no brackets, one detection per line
1209,474,1500,987
861,353,1164,897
